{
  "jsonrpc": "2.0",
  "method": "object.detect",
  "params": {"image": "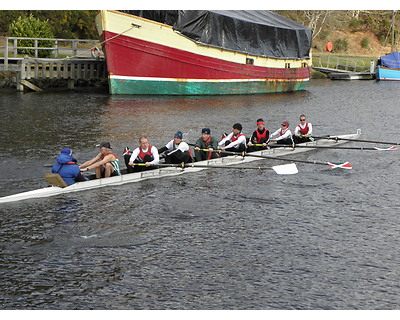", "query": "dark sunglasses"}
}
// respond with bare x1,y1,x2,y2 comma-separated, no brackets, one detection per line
281,124,287,127
300,119,306,121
